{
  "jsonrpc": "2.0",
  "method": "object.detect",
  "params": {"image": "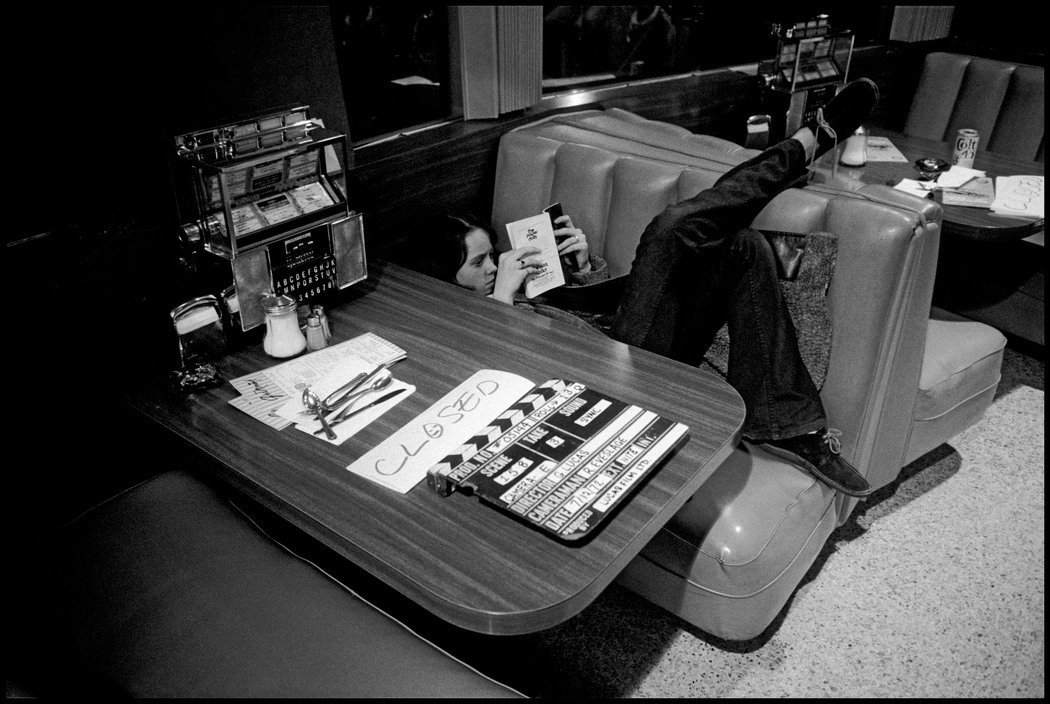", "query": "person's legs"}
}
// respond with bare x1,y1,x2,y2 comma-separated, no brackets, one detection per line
612,137,810,355
723,228,826,440
611,78,881,496
634,225,827,439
